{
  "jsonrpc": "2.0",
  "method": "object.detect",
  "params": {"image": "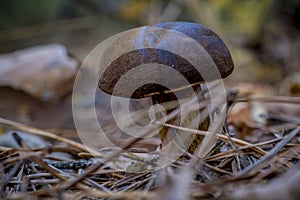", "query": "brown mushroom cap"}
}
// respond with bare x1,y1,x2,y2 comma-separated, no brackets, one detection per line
99,21,234,99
